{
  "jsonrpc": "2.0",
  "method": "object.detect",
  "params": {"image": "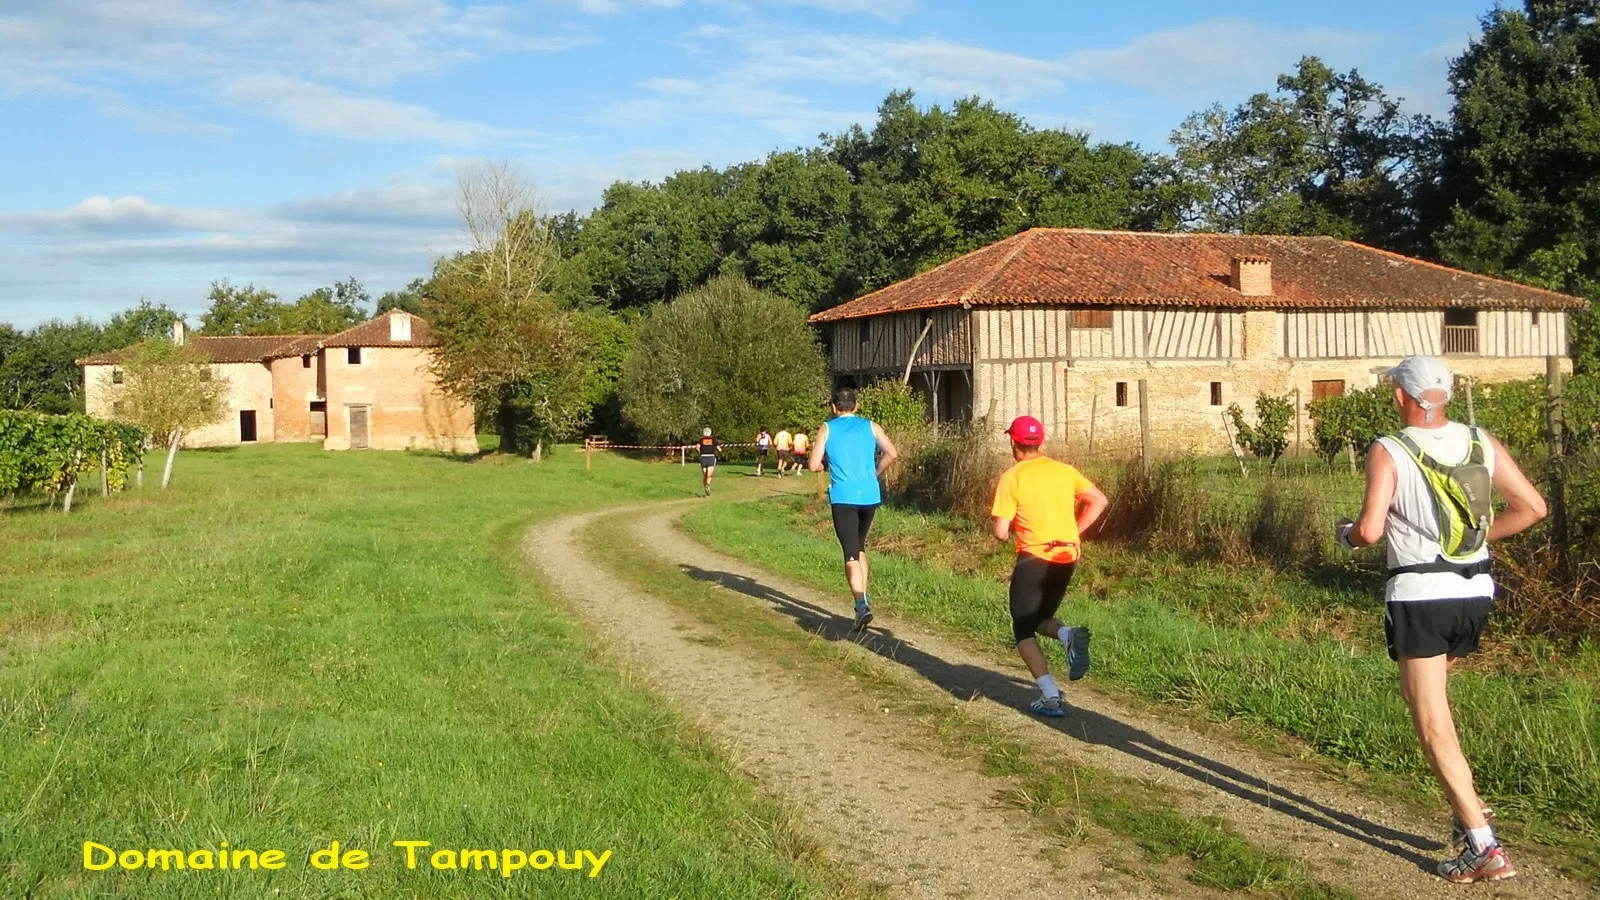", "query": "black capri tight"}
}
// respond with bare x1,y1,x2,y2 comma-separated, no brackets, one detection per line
1008,555,1077,644
830,503,878,563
